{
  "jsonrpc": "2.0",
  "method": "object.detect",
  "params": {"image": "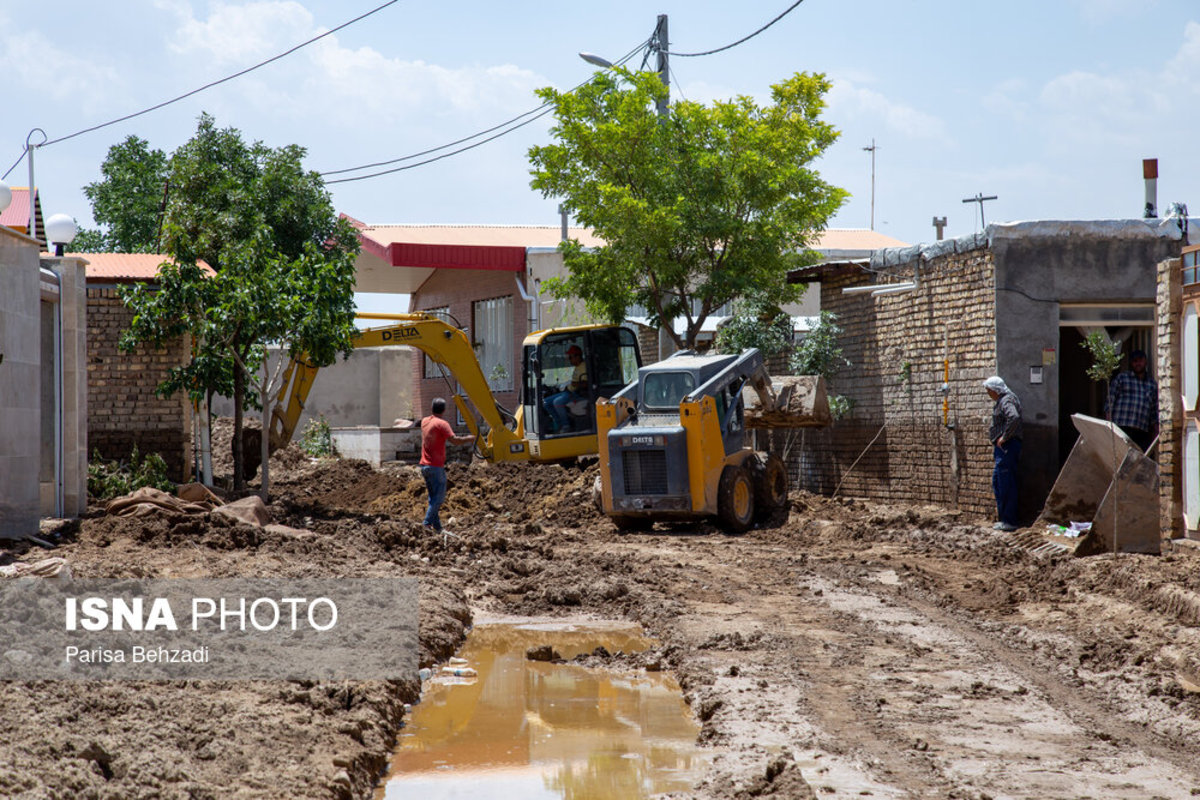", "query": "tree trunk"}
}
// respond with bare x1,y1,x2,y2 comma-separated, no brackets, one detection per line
232,365,245,492
260,359,270,503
